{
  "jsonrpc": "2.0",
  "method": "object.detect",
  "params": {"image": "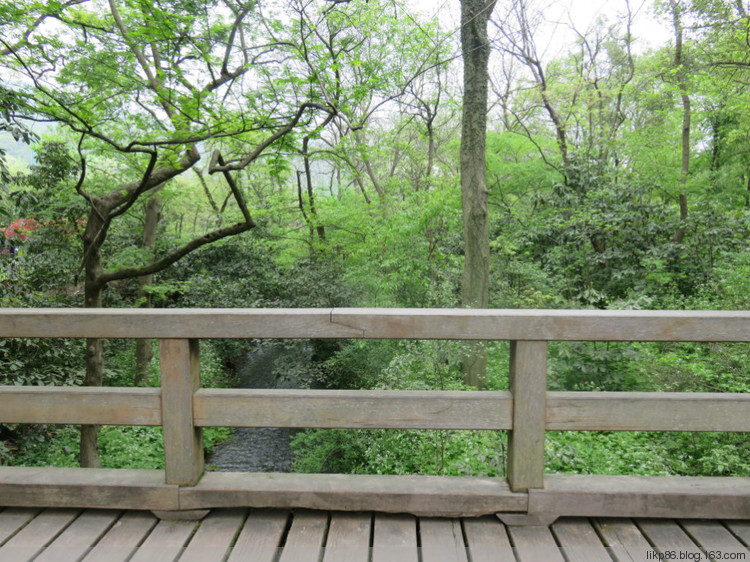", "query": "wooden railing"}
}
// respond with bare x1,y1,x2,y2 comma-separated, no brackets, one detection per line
1,308,749,522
